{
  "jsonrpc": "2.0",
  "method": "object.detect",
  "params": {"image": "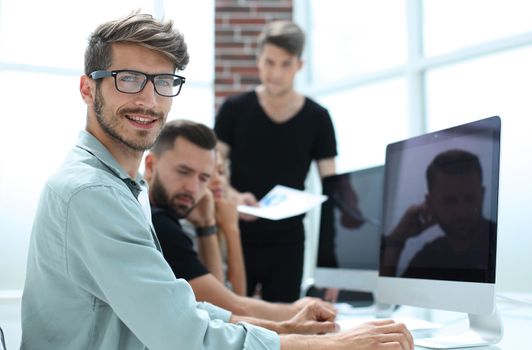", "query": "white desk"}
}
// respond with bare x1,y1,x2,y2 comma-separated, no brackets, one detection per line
337,297,532,349
3,294,531,349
